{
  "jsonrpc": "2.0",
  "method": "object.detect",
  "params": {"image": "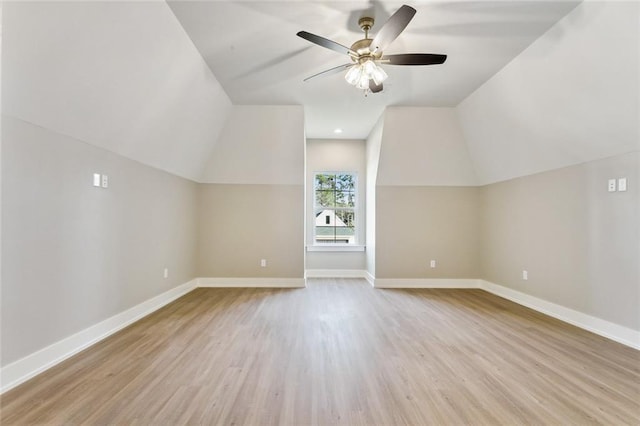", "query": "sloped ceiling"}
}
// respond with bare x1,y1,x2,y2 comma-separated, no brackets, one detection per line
2,1,232,182
5,1,634,186
458,1,640,184
167,0,580,139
